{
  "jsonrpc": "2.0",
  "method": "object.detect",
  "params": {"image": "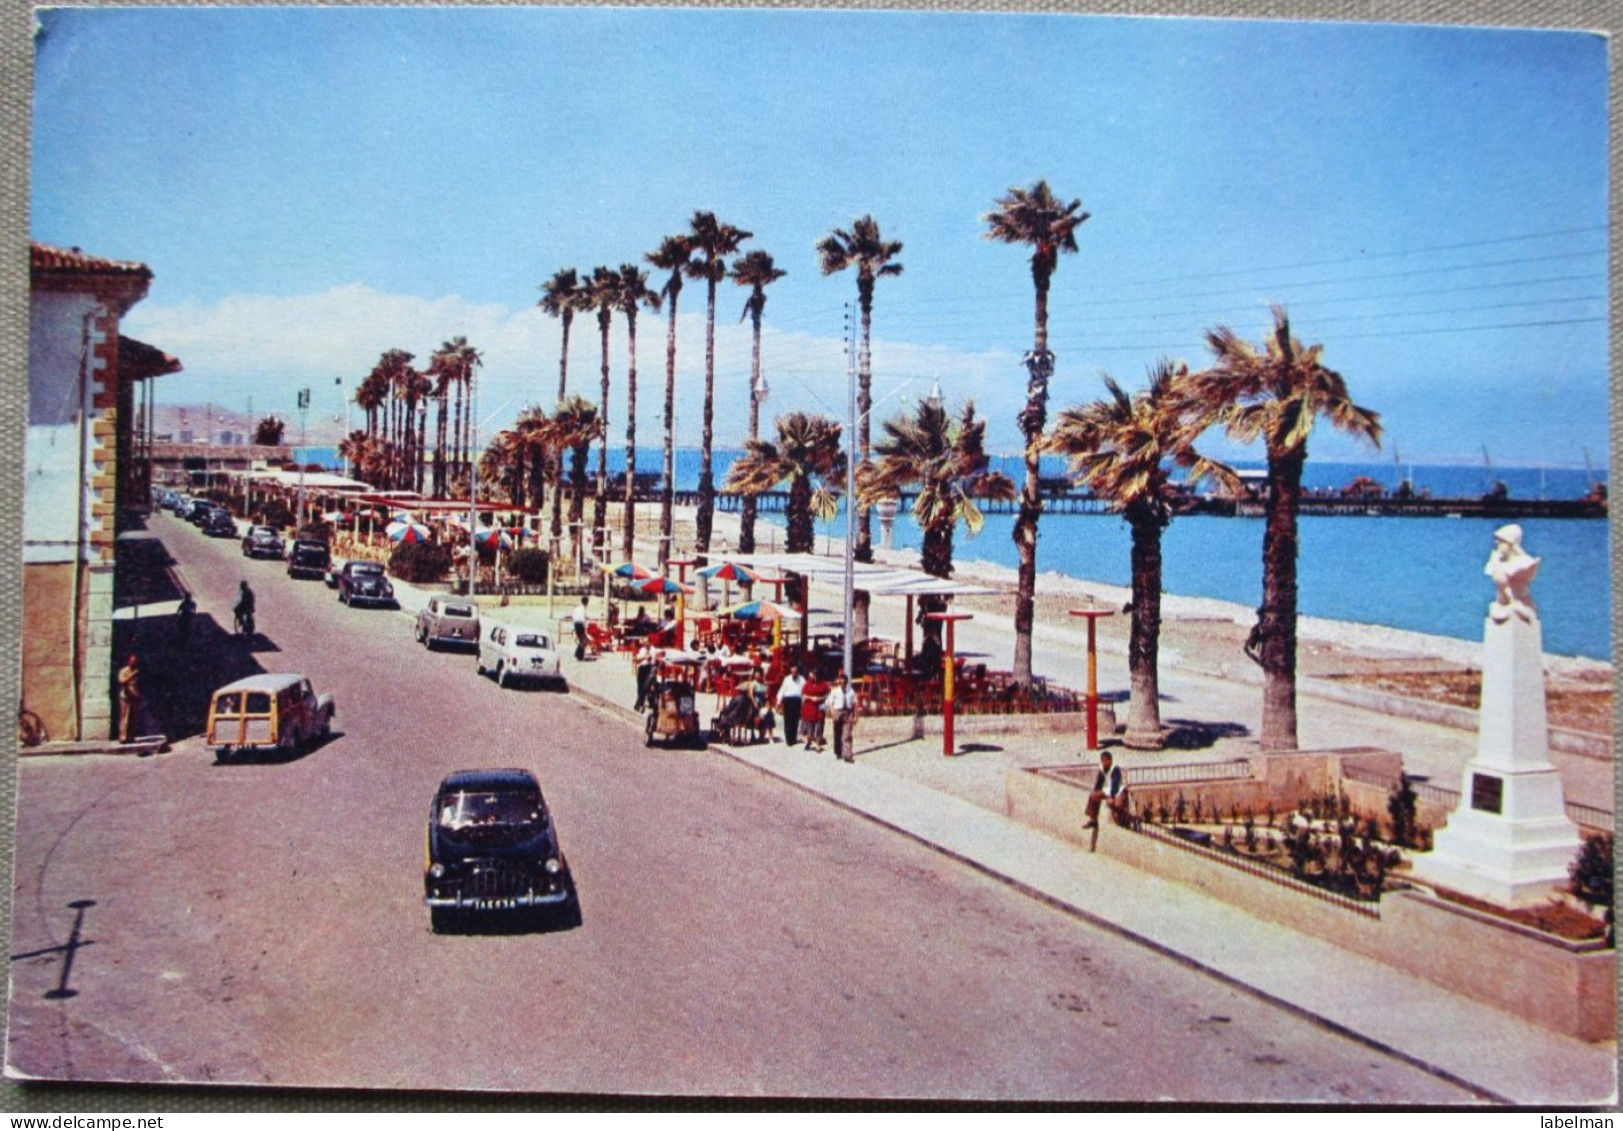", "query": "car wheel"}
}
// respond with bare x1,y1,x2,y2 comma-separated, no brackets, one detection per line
645,712,657,747
496,663,509,688
475,656,485,676
556,885,582,929
430,907,458,934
